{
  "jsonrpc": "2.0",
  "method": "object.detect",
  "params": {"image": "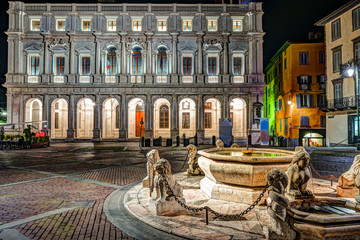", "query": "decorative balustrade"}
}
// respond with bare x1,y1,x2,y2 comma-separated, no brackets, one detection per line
319,96,358,110
24,3,249,14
